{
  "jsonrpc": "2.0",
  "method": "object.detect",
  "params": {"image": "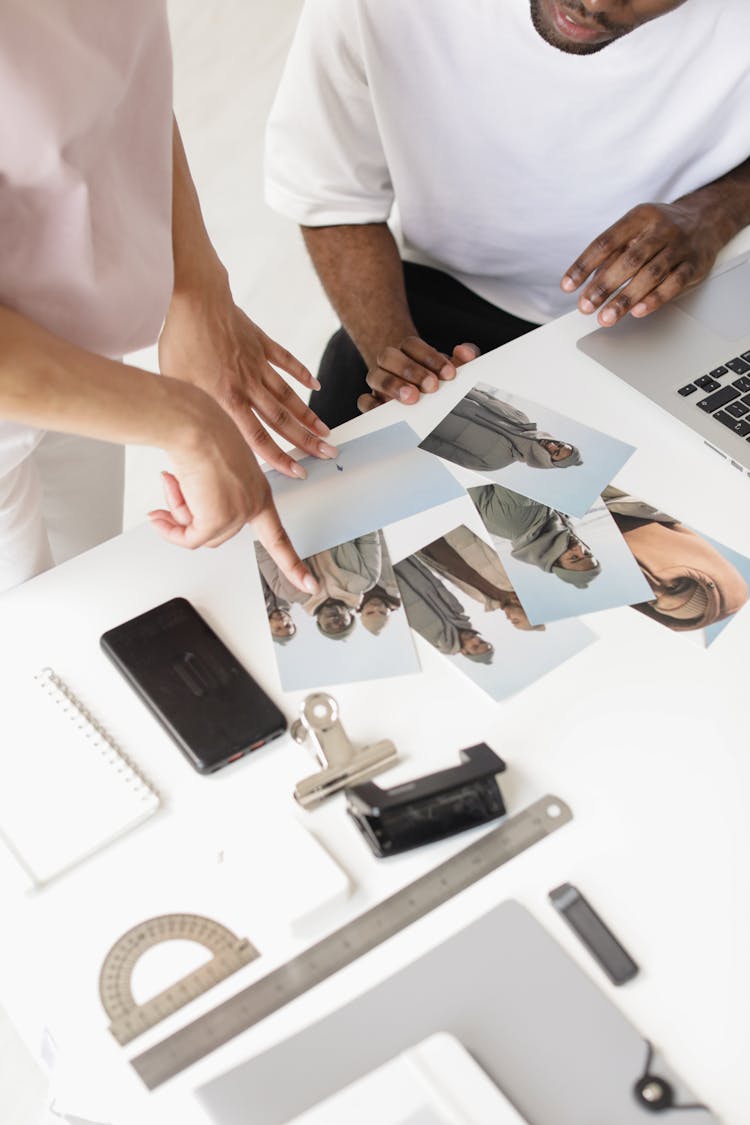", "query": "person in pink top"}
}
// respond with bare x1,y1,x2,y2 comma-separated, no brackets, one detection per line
0,0,333,594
